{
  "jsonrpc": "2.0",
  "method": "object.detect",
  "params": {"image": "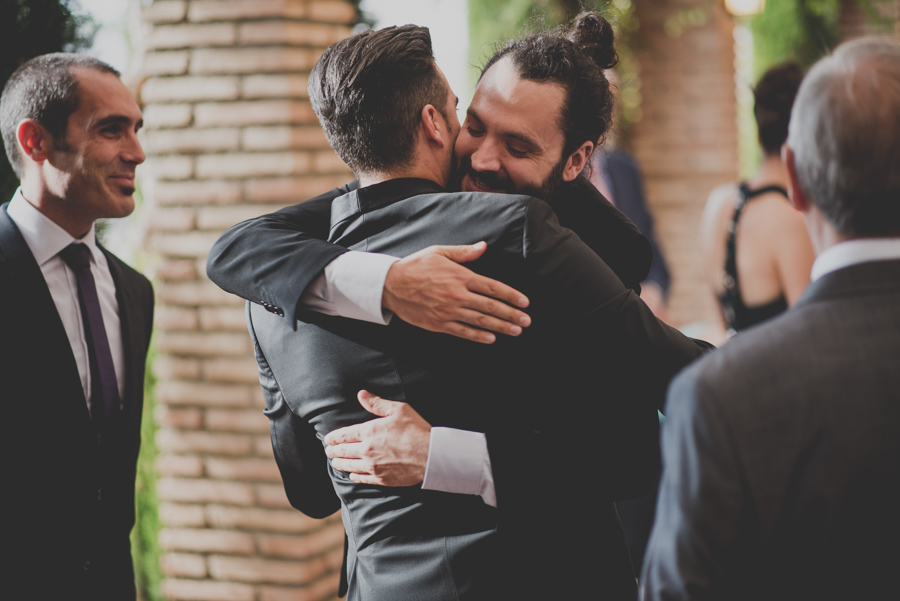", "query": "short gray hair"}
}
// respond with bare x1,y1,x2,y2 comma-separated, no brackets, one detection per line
1,53,120,179
787,36,900,237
